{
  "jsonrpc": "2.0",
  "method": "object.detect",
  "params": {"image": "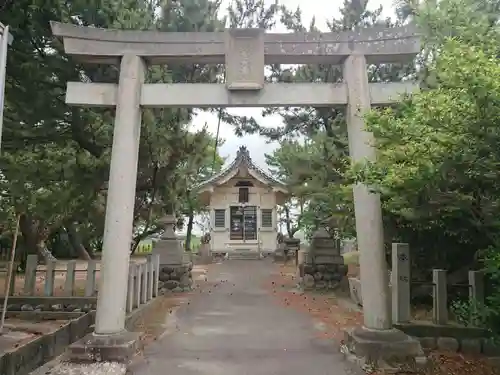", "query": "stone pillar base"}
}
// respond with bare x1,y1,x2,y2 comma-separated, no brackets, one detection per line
68,331,140,363
199,255,213,264
341,327,427,372
300,263,348,290
273,252,286,262
273,243,287,262
198,242,212,264
158,262,194,293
